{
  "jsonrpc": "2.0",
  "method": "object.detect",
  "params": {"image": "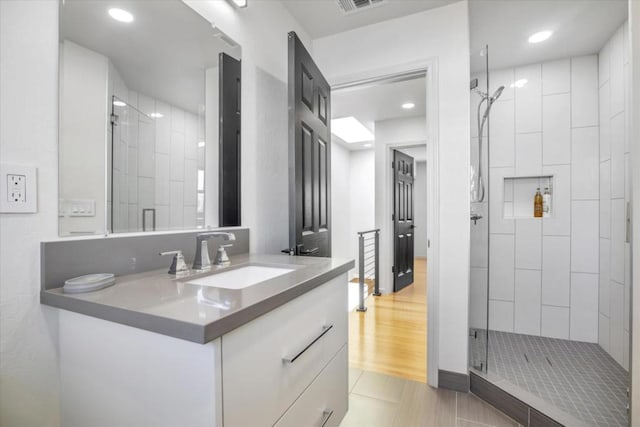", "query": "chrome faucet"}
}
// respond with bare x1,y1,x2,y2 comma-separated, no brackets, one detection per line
193,231,236,270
